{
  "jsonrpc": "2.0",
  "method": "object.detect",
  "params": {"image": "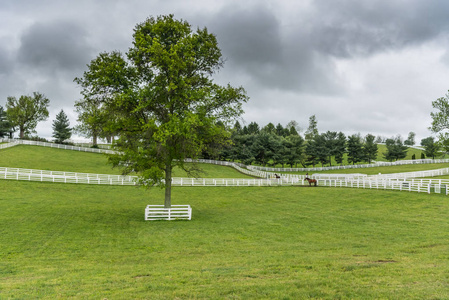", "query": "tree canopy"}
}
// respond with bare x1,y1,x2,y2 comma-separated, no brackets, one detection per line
421,136,440,159
74,15,248,208
6,92,50,139
384,136,408,161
